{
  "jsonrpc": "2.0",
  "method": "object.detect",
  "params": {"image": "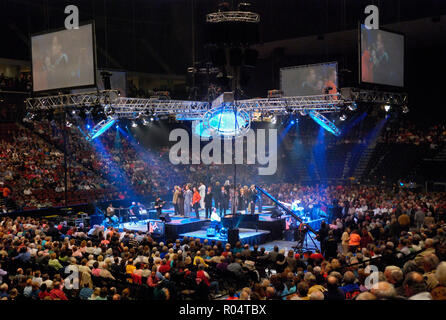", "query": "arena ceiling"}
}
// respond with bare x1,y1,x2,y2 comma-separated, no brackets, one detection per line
0,0,445,75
